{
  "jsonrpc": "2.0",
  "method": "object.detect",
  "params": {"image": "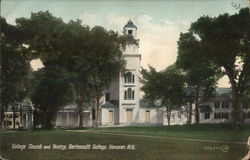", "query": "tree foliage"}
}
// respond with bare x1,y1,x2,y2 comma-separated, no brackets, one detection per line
177,8,250,126
141,65,186,125
13,11,127,128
